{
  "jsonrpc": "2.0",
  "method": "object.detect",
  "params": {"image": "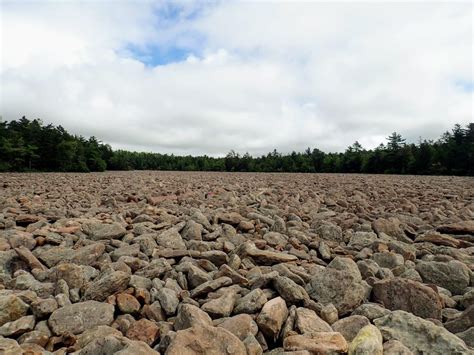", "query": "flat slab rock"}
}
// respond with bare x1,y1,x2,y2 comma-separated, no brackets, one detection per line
48,301,115,335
